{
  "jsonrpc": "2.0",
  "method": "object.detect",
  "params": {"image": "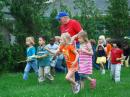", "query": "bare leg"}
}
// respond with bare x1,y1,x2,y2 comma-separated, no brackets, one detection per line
100,62,105,74
66,70,80,94
80,80,85,89
65,70,76,85
100,63,104,70
51,67,56,76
